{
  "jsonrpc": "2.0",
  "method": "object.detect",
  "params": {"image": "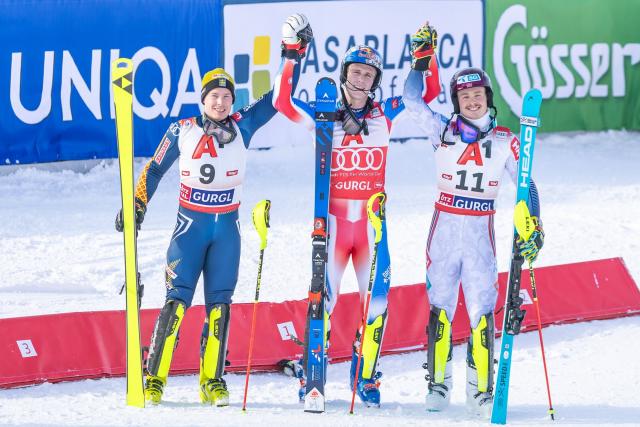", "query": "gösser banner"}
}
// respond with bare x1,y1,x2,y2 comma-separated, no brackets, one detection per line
486,0,640,131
